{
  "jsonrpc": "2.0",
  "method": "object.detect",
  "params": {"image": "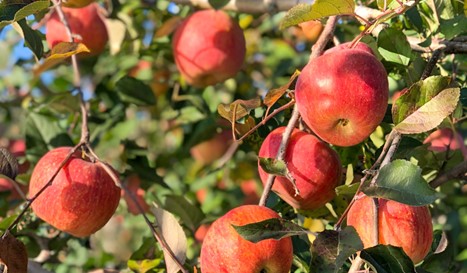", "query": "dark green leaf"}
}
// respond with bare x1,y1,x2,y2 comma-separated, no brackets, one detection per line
17,19,44,59
310,230,338,273
208,0,230,9
362,159,443,206
439,16,467,40
377,28,414,66
361,245,416,273
280,0,355,29
115,76,156,106
233,218,309,243
309,227,363,273
258,157,287,176
0,0,50,27
0,149,18,179
162,195,205,230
